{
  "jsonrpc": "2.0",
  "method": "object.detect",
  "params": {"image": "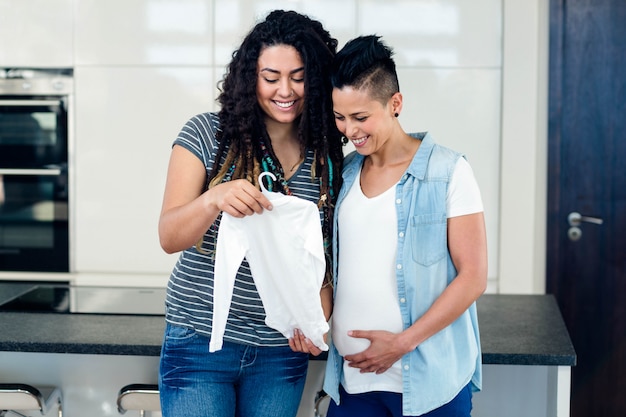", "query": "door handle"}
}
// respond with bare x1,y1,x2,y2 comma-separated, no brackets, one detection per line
568,212,604,227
